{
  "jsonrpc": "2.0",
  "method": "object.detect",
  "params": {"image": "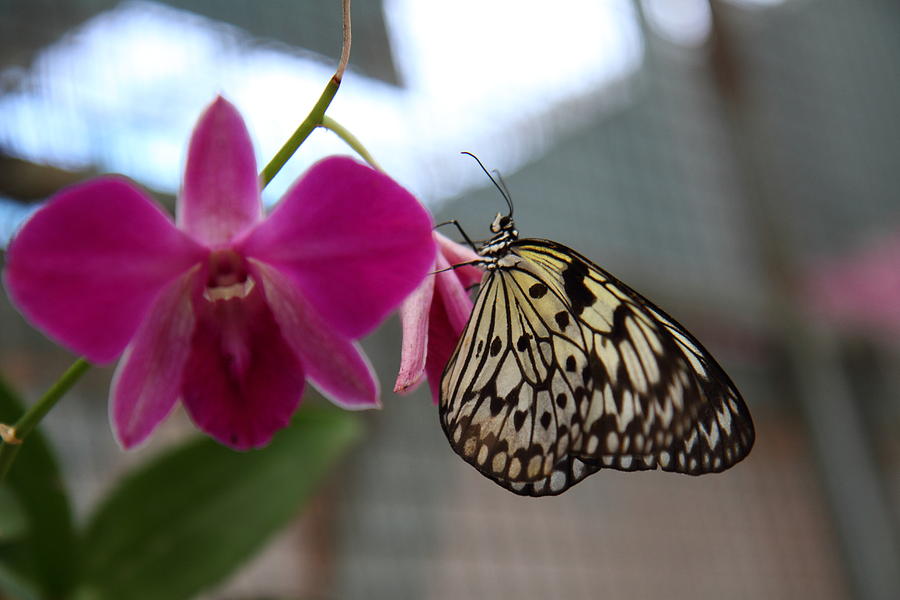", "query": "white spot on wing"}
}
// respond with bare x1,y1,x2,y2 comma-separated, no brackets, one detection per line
572,460,585,478
606,431,619,453
527,455,543,478
620,340,648,394
492,452,507,473
669,379,684,411
596,337,620,385
656,397,674,428
637,317,663,354
603,384,616,419
685,430,698,452
627,317,660,384
584,282,617,331
550,470,566,492
717,403,734,433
